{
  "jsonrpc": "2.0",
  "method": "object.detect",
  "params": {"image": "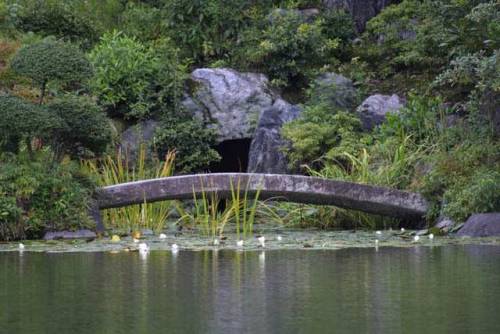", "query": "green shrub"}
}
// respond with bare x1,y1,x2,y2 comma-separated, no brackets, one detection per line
422,141,500,222
48,95,112,160
282,103,368,170
15,1,99,48
11,38,92,103
360,0,498,78
0,94,58,154
153,113,220,173
120,2,163,41
0,152,95,241
238,9,347,86
89,31,186,119
442,168,500,222
161,0,269,64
